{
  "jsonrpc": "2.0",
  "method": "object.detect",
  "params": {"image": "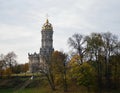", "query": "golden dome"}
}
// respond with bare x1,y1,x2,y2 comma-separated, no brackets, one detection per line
42,19,53,30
